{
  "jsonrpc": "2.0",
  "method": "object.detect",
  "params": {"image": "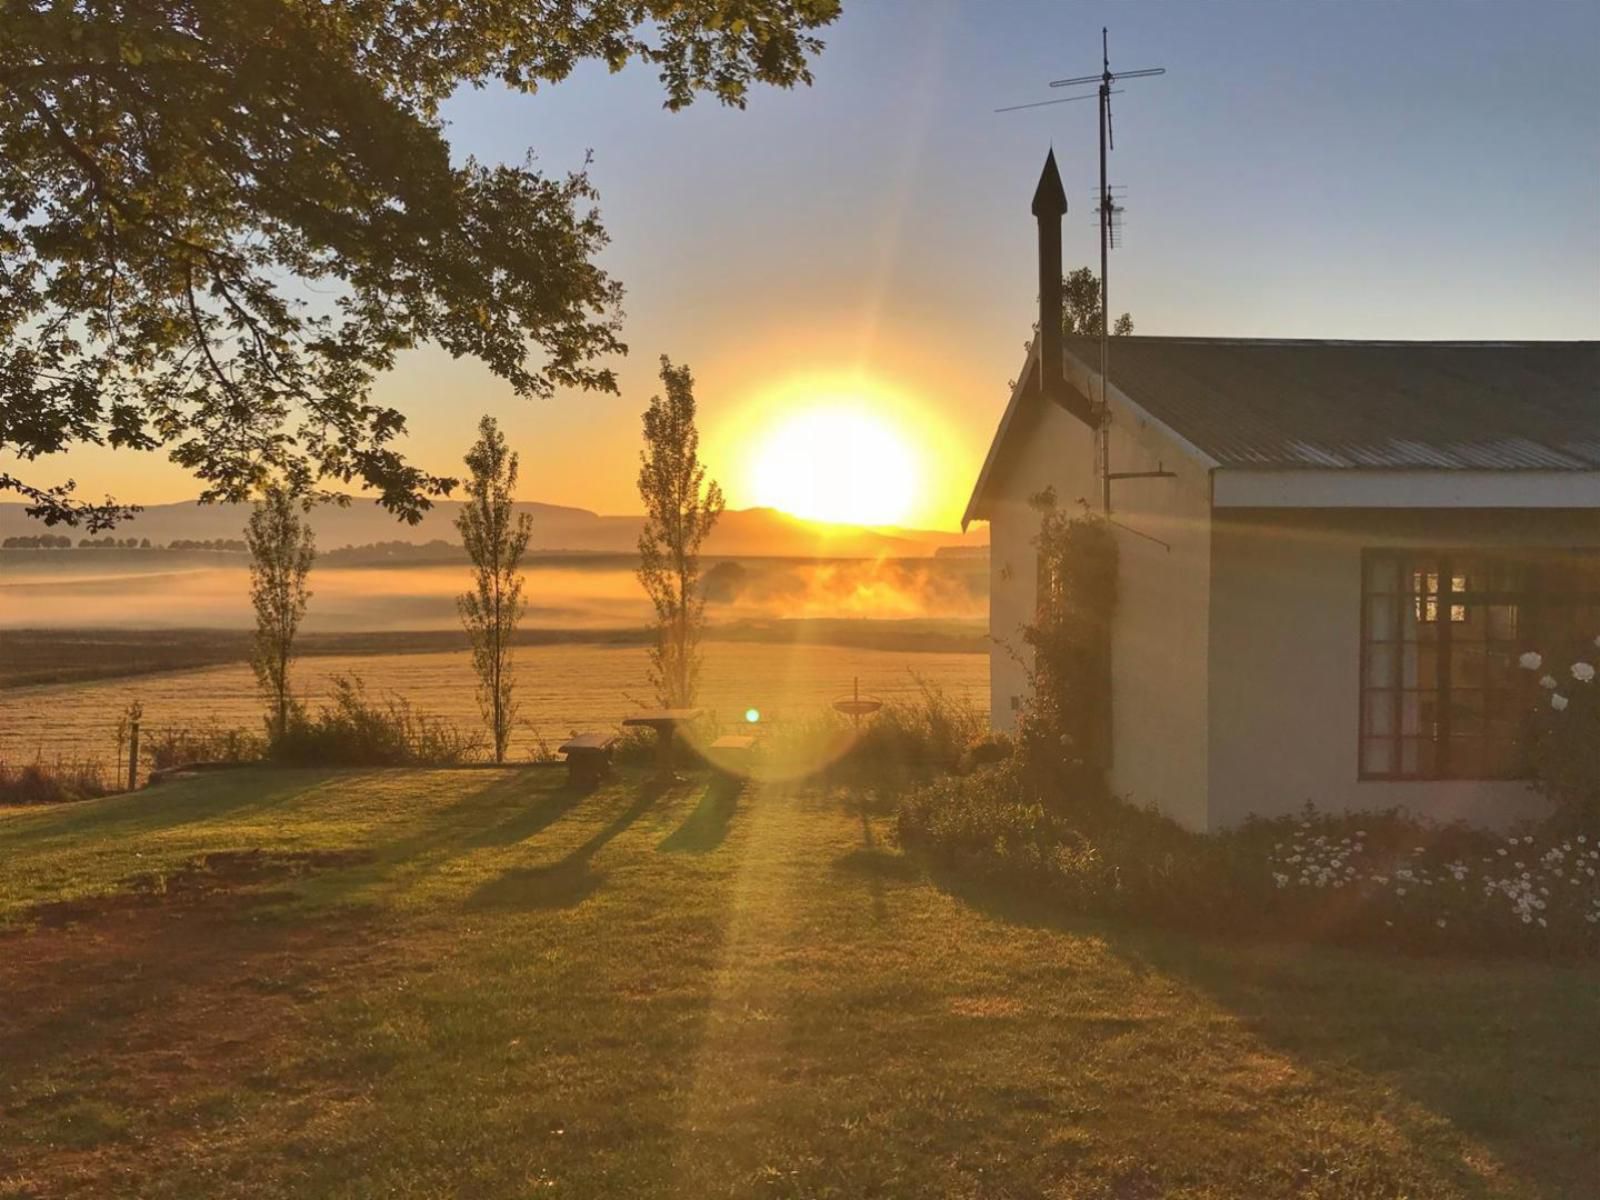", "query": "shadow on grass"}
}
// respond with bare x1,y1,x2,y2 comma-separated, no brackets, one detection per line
929,866,1600,1199
0,767,346,852
463,780,589,849
658,776,742,854
830,802,915,923
1100,922,1600,1200
467,781,661,911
